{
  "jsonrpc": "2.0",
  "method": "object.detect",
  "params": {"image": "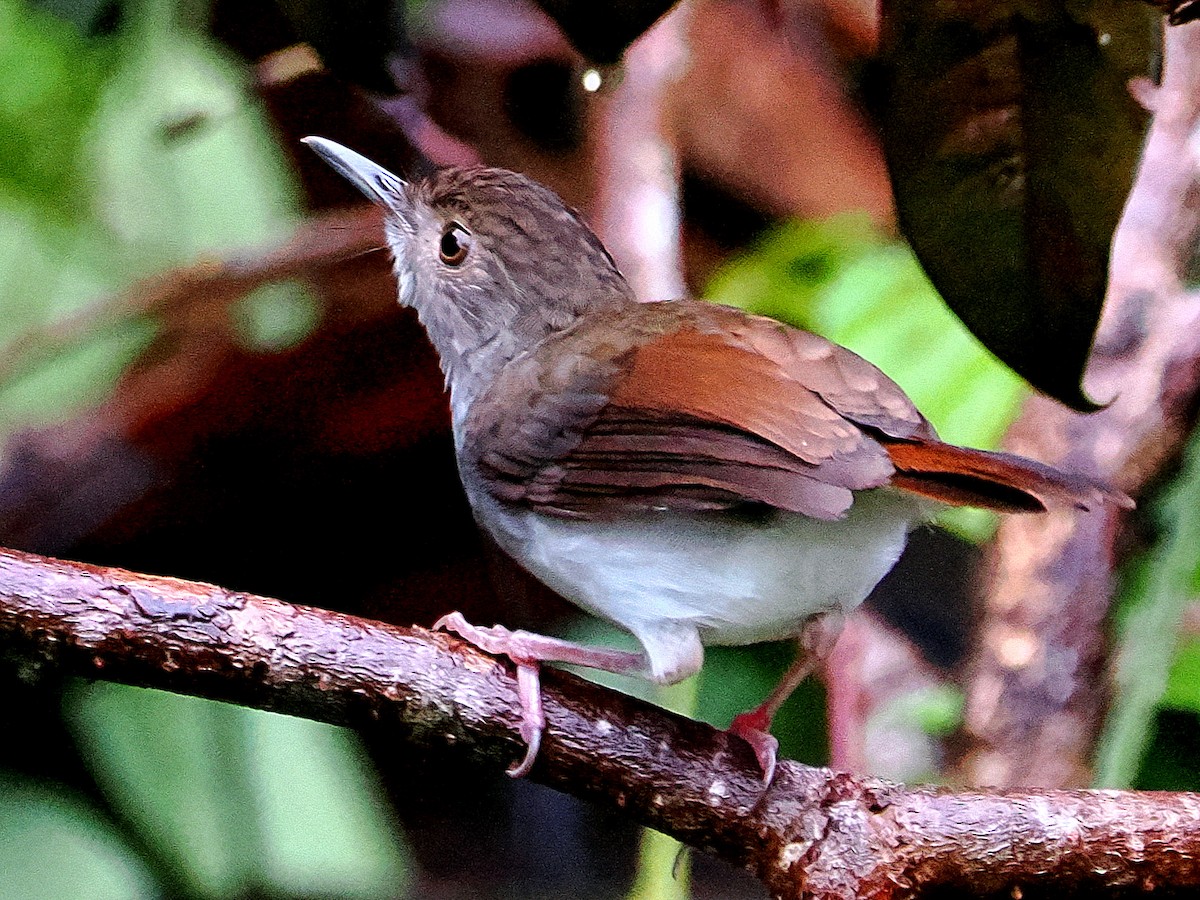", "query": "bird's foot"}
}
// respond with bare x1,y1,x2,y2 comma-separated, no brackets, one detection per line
433,611,645,777
433,612,545,776
728,707,779,786
434,612,526,658
725,611,845,785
